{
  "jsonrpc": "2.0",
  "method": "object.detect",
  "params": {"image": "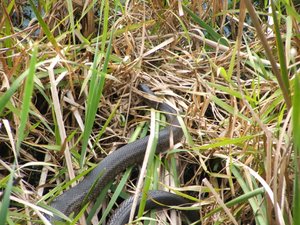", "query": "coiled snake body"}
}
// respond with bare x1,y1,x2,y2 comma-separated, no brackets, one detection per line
49,84,200,224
